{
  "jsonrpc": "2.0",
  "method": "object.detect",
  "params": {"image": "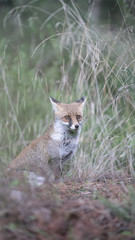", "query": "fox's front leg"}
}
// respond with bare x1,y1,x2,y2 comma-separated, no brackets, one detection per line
48,160,62,180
